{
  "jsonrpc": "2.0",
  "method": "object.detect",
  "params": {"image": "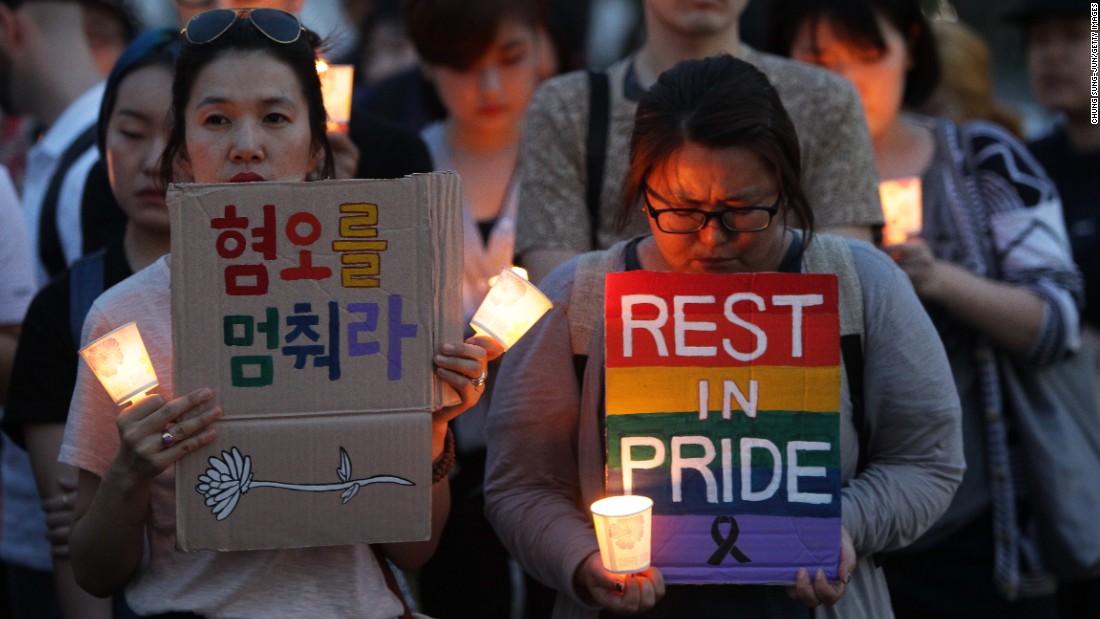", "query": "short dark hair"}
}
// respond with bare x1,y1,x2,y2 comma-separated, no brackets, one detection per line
763,0,940,108
402,0,547,71
620,55,813,246
160,11,334,185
